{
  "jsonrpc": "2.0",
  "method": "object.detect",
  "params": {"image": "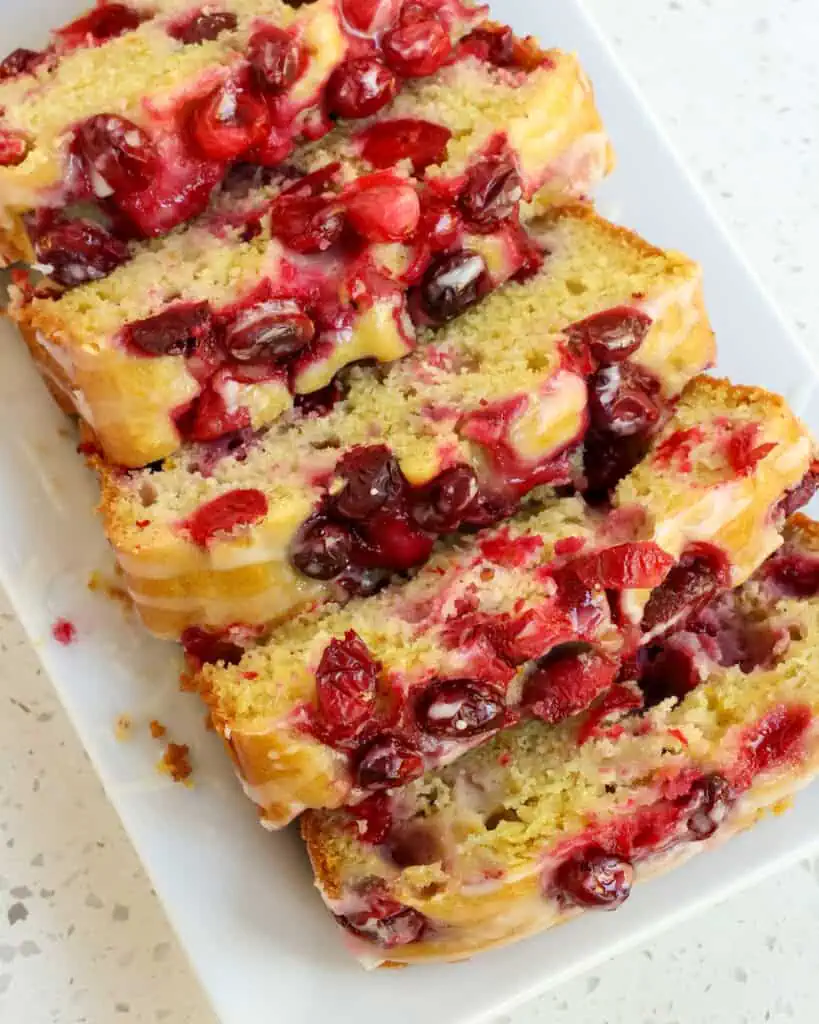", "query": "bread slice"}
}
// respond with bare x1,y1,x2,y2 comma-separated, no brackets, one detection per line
99,205,715,639
12,46,611,467
0,0,486,263
302,514,819,965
